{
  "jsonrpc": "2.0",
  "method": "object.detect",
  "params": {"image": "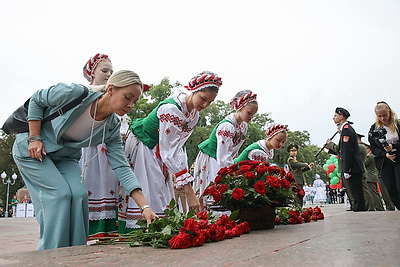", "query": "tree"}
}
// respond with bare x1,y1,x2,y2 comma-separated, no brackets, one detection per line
124,77,327,174
0,132,26,210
